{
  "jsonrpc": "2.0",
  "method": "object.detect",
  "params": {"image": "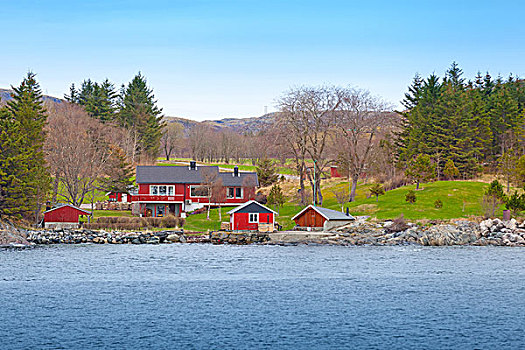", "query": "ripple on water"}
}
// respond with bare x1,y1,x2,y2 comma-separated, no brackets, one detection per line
0,244,524,350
